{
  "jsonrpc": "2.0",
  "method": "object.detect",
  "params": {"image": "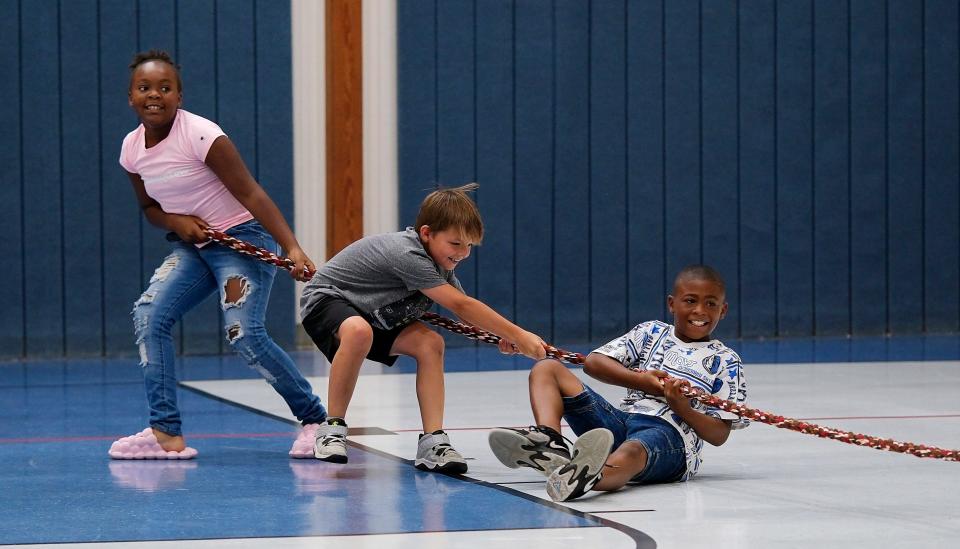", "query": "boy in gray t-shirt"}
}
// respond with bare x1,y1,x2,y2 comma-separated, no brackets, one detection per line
299,183,546,474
